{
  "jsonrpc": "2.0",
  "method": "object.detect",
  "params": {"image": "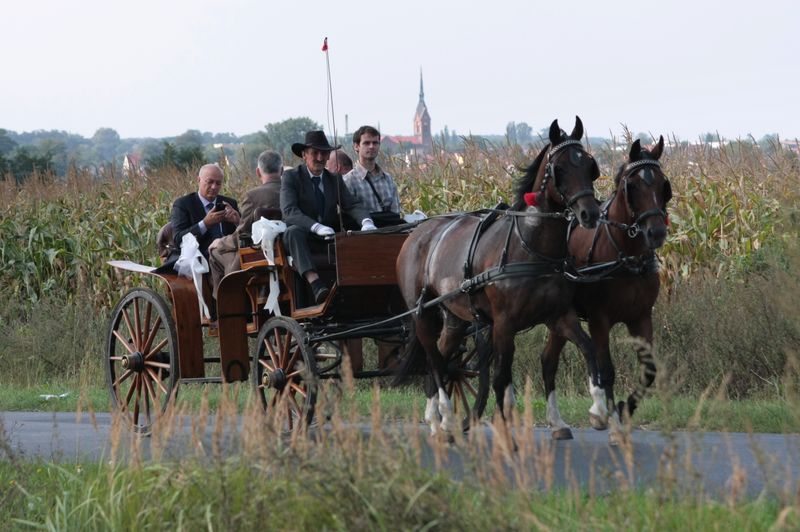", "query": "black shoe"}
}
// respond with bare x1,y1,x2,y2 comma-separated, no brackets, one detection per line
312,282,330,305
